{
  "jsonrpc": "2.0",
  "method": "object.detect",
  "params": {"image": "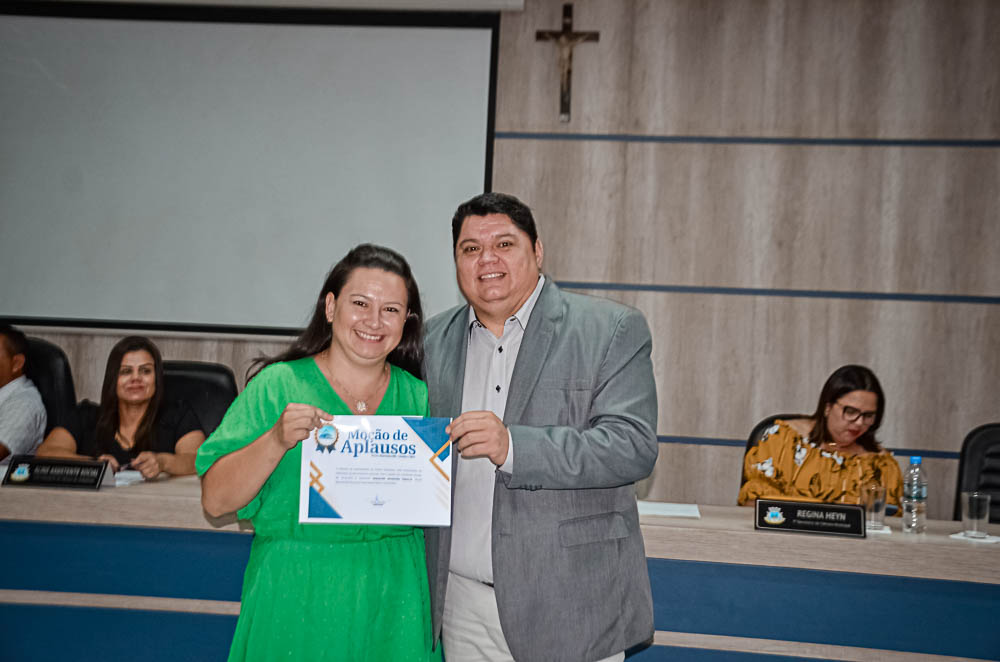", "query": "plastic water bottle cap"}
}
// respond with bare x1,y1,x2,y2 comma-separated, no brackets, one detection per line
910,456,922,464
